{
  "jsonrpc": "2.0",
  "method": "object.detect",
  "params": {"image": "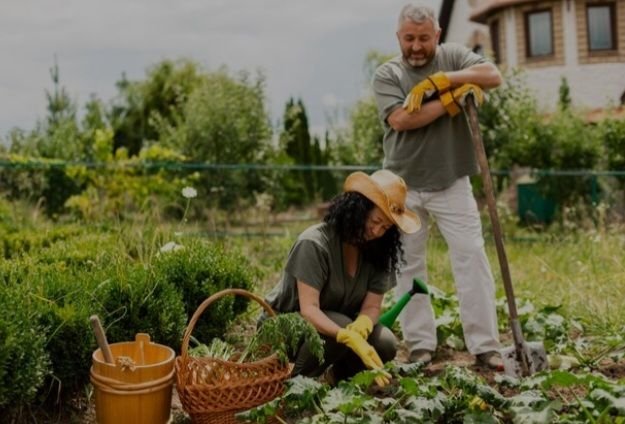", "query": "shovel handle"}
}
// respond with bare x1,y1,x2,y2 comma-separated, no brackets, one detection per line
90,315,115,364
465,96,530,375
